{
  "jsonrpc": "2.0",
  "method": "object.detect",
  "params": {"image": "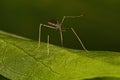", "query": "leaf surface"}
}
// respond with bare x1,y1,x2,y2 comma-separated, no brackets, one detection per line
0,30,120,80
